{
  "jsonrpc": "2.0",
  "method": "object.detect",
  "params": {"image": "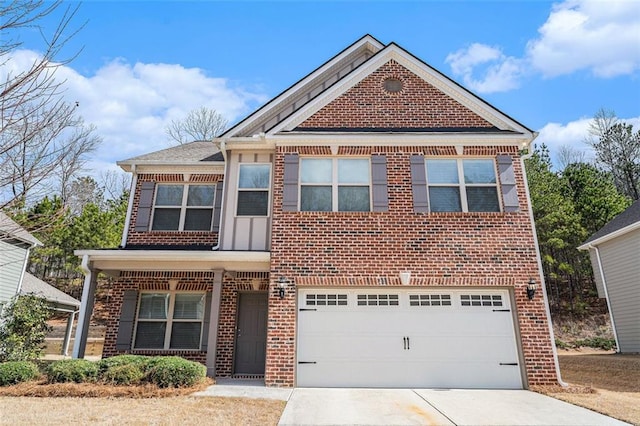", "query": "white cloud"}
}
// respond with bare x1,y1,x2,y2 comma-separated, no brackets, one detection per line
527,0,640,77
447,0,640,92
535,115,640,167
4,49,268,179
445,44,524,93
